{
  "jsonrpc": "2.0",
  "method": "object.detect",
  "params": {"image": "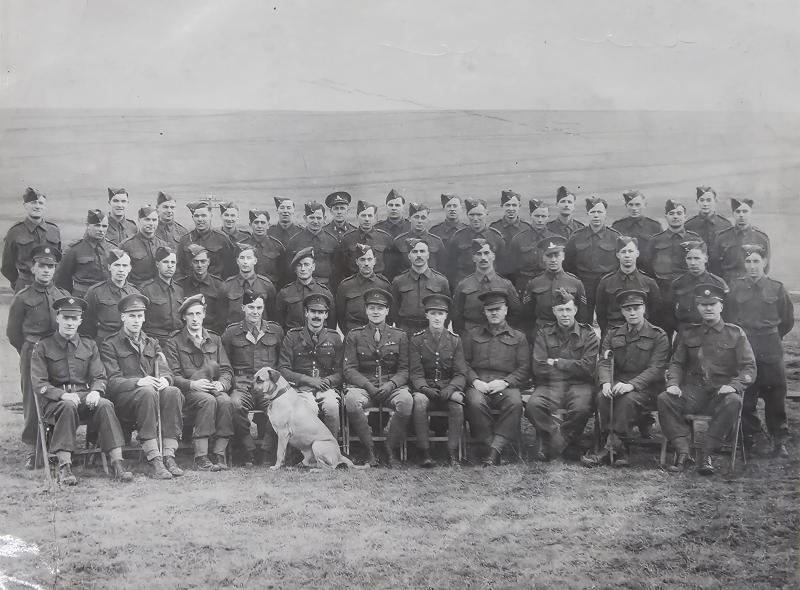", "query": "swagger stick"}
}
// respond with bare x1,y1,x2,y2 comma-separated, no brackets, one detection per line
603,350,615,466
